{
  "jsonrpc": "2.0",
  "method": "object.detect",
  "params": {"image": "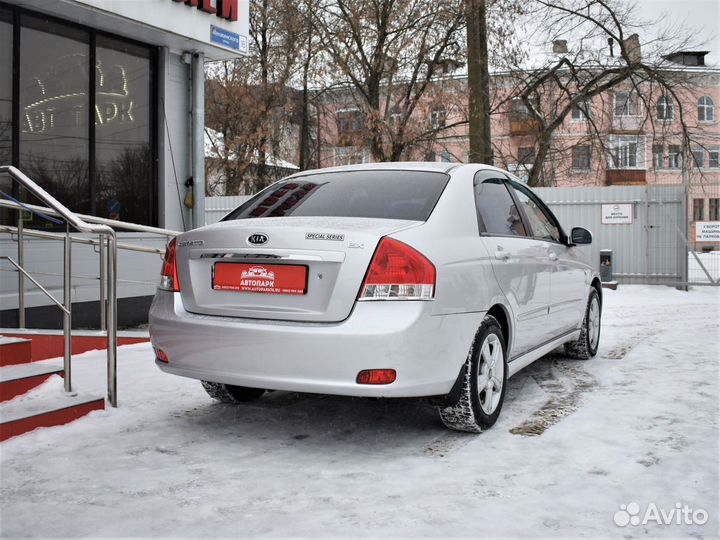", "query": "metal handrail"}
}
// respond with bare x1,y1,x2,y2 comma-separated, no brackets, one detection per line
0,257,70,315
0,199,179,237
0,224,166,256
0,165,119,406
